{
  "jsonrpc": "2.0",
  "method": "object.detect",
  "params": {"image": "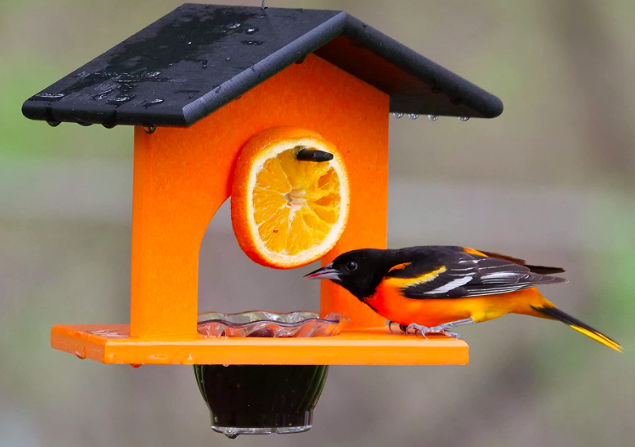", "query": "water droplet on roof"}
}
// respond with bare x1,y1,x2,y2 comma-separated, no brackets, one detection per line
225,57,231,61
93,87,114,100
458,116,470,122
392,113,404,119
409,114,419,120
47,120,61,127
33,92,65,101
108,95,136,107
227,22,241,29
427,115,439,121
242,40,264,45
115,73,137,83
187,41,192,45
143,99,164,108
143,124,156,134
246,28,258,34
